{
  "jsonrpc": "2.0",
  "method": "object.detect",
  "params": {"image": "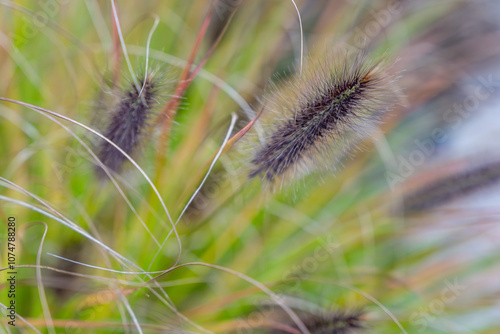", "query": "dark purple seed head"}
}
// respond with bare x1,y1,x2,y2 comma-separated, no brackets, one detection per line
270,309,365,334
249,51,401,184
402,160,500,214
96,72,158,178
